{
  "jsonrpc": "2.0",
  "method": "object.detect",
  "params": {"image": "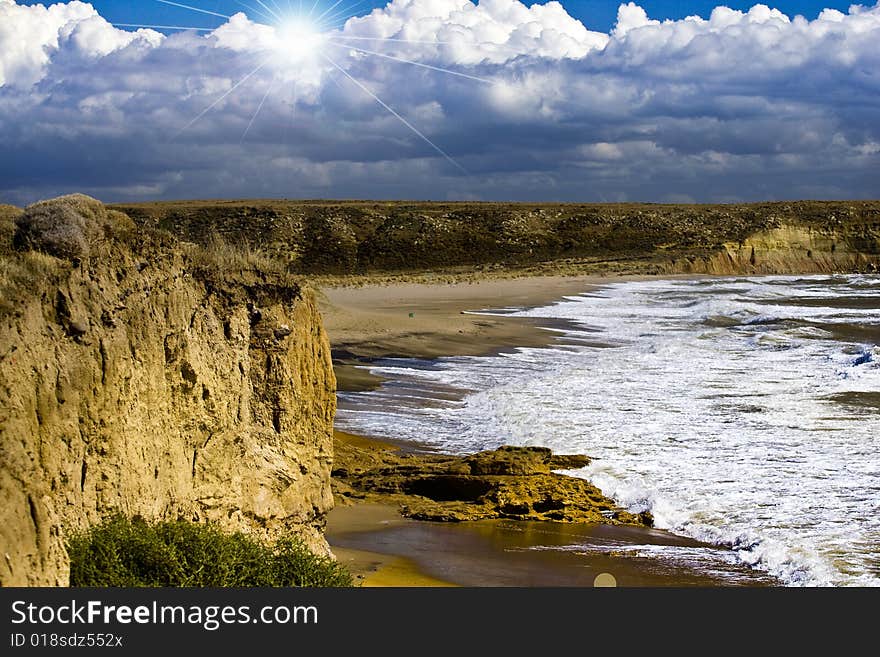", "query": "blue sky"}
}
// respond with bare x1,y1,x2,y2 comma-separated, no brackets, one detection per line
15,1,862,31
2,1,879,204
